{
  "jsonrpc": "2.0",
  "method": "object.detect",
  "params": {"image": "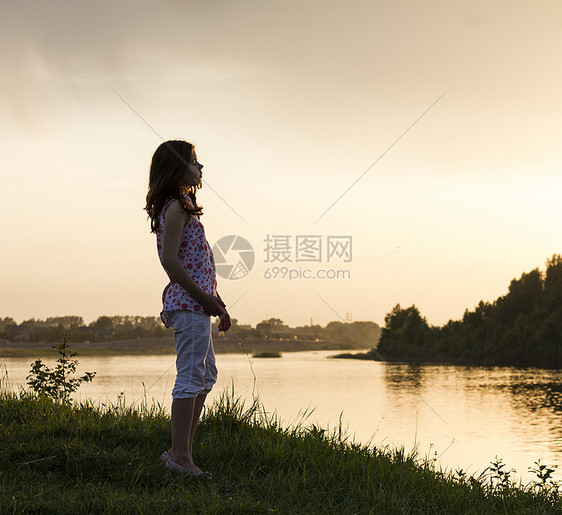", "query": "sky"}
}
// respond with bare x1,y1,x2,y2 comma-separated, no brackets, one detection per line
1,0,561,330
